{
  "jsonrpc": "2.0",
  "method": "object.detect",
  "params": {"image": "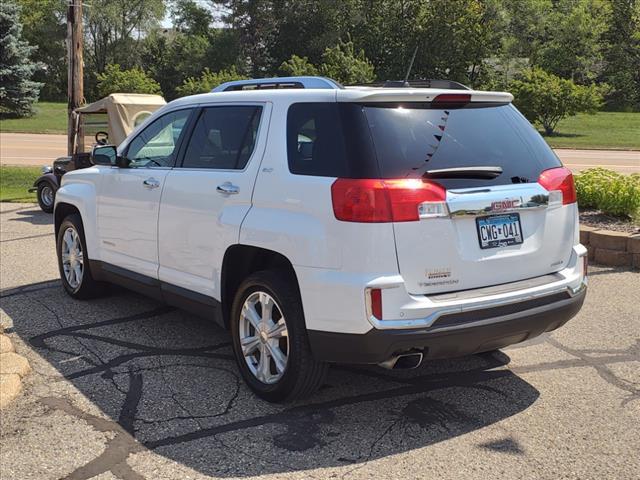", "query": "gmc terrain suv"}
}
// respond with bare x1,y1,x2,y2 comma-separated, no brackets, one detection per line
54,76,587,401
